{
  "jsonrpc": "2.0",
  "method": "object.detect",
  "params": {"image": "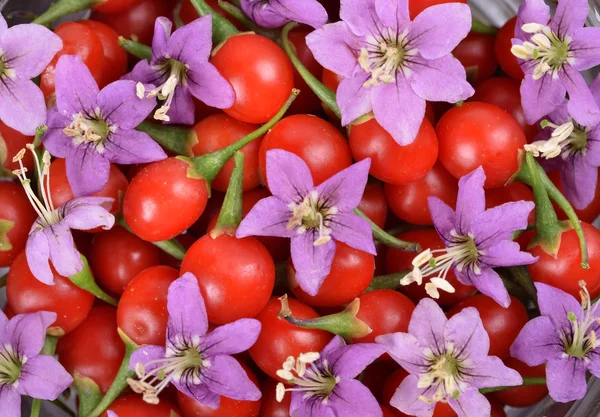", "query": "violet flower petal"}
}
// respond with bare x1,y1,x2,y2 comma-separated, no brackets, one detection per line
371,80,426,146
97,80,157,129
62,200,115,231
25,230,53,285
129,345,167,374
241,0,288,29
408,55,474,103
4,312,56,357
305,22,363,79
374,0,410,32
266,149,314,203
0,14,7,34
166,15,211,66
270,0,329,29
322,335,346,353
199,319,261,357
408,3,471,60
463,267,511,308
390,374,436,417
375,332,428,375
337,74,374,126
546,357,588,402
102,129,167,165
187,62,235,109
0,24,62,79
329,212,376,255
151,17,172,61
291,233,336,296
339,0,379,37
466,357,523,388
166,86,196,125
480,240,538,268
549,0,588,37
17,355,73,400
535,282,582,331
327,343,387,379
455,167,486,233
315,158,371,212
469,201,534,248
235,196,295,239
43,223,84,279
560,65,600,126
448,387,491,417
427,197,456,244
290,391,335,417
42,108,73,158
515,0,550,39
55,55,99,116
0,310,7,339
588,351,600,377
520,74,567,125
0,78,47,136
561,157,597,209
173,379,220,409
571,28,600,70
63,196,114,212
0,388,20,417
408,298,447,352
167,273,209,340
200,355,261,401
121,59,159,85
65,144,111,197
444,307,490,359
510,316,565,366
328,380,382,417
